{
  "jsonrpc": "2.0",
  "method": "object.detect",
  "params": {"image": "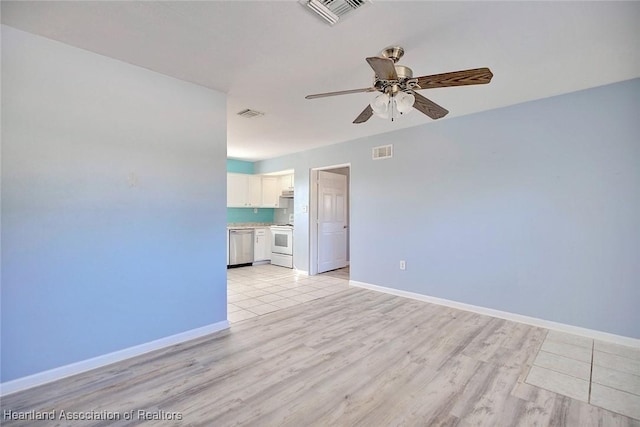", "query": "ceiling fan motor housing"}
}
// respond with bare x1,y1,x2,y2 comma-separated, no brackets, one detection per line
374,64,418,94
394,65,413,79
